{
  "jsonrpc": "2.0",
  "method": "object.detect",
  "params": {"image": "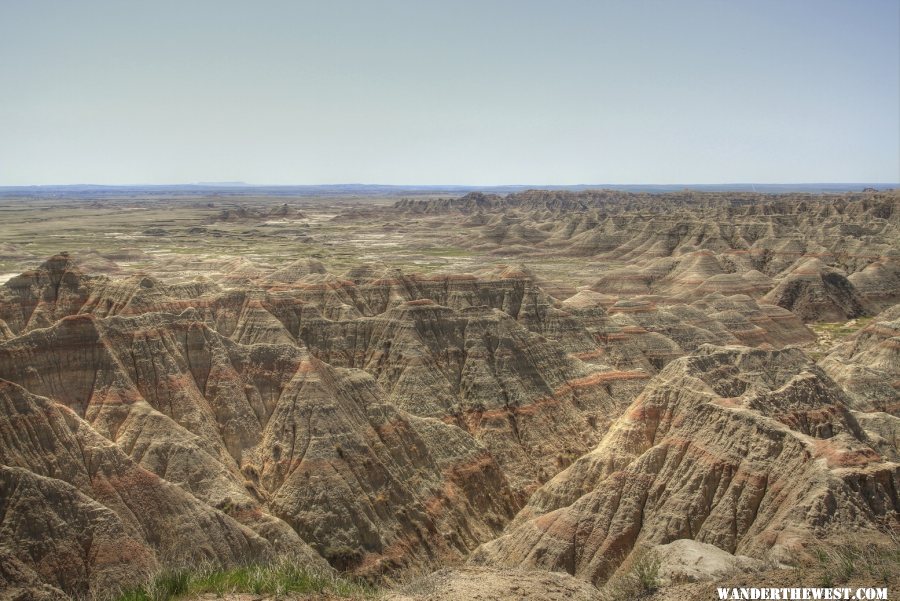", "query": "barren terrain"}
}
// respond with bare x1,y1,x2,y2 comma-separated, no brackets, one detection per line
0,187,897,600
